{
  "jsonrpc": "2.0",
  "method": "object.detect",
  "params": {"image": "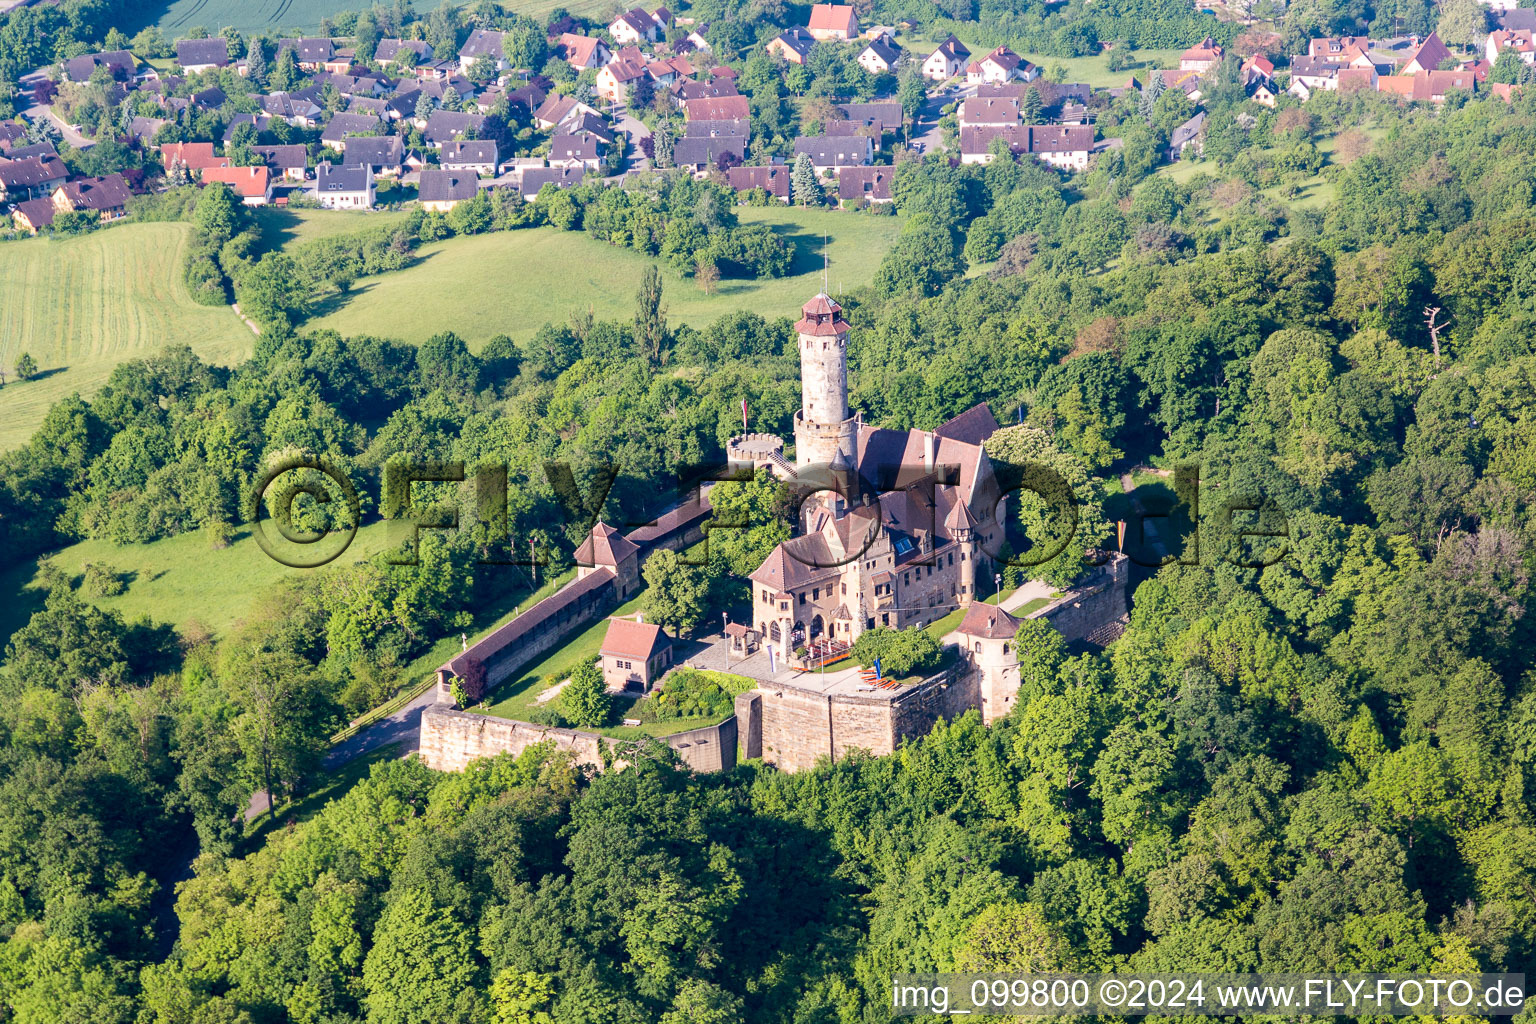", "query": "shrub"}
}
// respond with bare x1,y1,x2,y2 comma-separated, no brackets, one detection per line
560,659,611,728
851,626,943,679
82,562,127,598
631,669,754,723
527,704,570,728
